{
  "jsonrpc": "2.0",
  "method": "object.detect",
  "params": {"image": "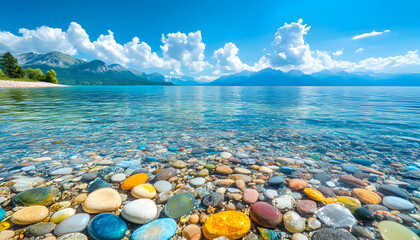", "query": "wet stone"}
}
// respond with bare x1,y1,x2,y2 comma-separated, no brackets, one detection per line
379,185,409,199
251,201,282,228
202,192,224,207
202,211,251,239
88,213,127,240
130,218,177,240
13,187,58,206
164,192,196,219
155,167,176,181
382,196,415,210
121,199,157,224
296,200,317,215
88,179,111,192
312,228,357,240
54,213,90,236
317,203,357,228
26,222,56,236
